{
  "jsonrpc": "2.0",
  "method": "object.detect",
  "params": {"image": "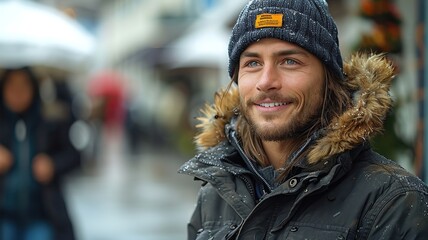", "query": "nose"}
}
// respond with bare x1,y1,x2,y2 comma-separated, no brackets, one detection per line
256,64,281,92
